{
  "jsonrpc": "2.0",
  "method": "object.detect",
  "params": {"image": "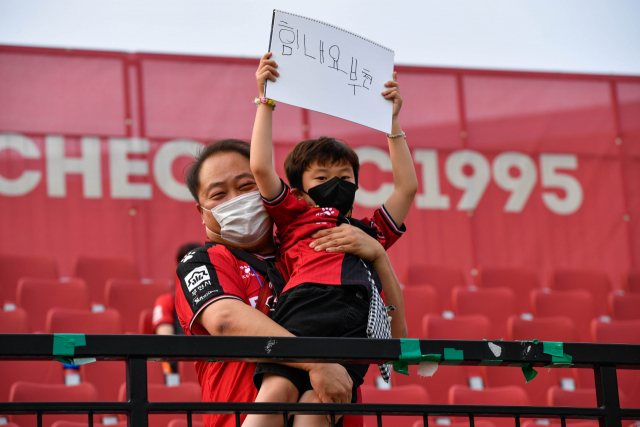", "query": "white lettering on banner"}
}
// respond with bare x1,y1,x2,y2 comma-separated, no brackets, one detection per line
414,149,450,209
540,154,583,215
0,133,42,196
46,135,102,198
354,147,394,208
445,150,491,210
0,133,586,214
153,140,204,202
493,152,537,213
109,138,151,199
